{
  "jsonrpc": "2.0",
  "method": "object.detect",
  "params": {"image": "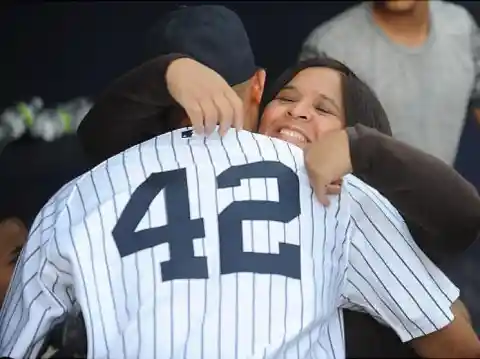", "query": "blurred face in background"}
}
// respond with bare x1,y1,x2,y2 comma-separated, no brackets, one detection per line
259,67,345,149
0,217,26,307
